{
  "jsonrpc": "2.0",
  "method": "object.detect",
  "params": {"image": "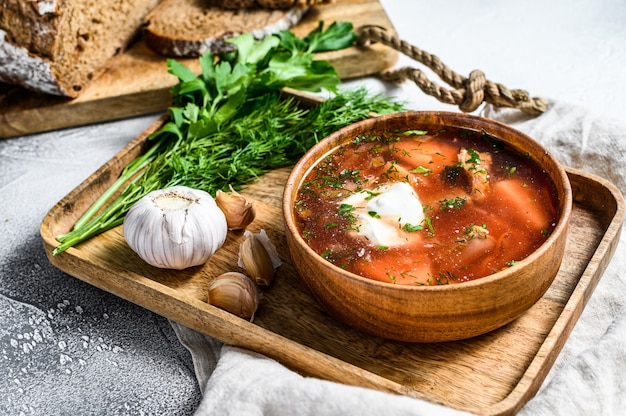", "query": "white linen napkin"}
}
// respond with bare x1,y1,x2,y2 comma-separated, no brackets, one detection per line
484,101,626,415
172,100,626,415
